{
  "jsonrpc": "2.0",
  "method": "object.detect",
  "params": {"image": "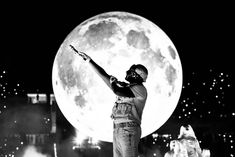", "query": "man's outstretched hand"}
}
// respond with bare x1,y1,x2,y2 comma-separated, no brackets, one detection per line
69,45,91,61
